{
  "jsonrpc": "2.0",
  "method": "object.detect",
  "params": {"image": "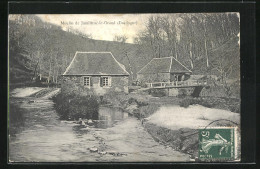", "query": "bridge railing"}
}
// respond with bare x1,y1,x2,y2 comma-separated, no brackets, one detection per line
146,80,207,88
